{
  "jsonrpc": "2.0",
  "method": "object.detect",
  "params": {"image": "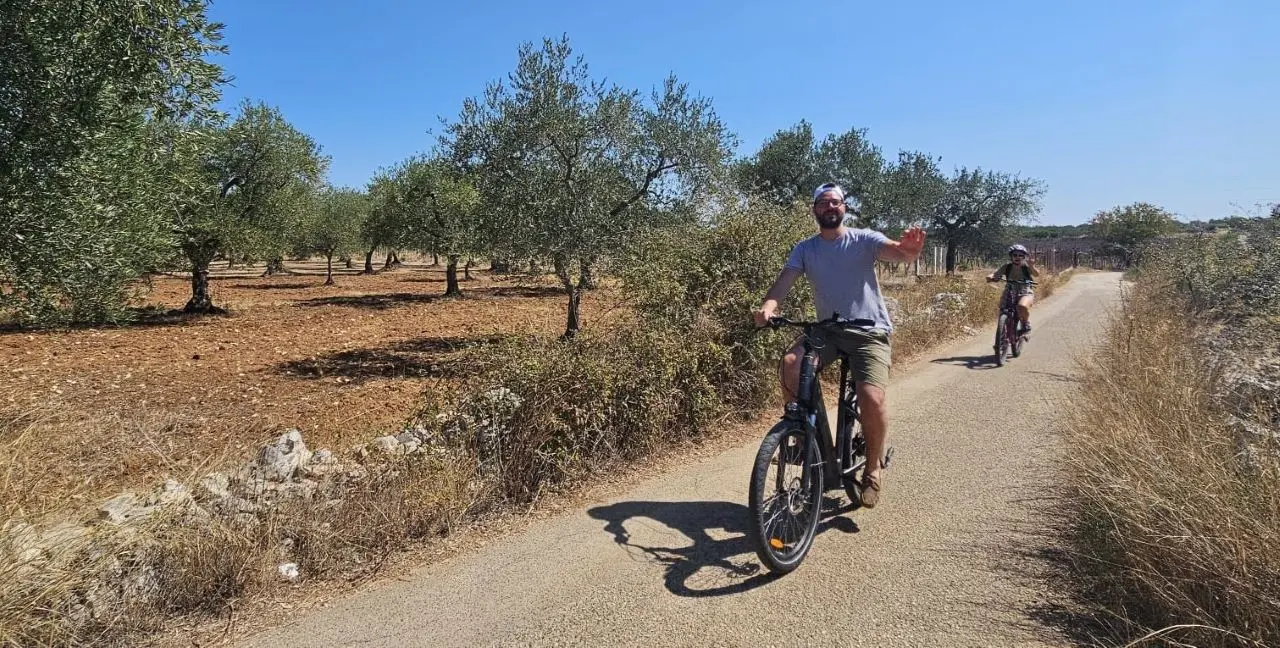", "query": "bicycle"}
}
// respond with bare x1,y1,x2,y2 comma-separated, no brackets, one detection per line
746,314,894,574
993,279,1037,367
